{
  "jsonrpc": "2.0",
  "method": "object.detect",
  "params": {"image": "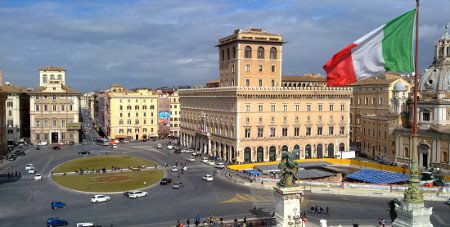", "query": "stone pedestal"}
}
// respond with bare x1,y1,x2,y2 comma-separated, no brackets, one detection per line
392,200,433,227
273,186,303,227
